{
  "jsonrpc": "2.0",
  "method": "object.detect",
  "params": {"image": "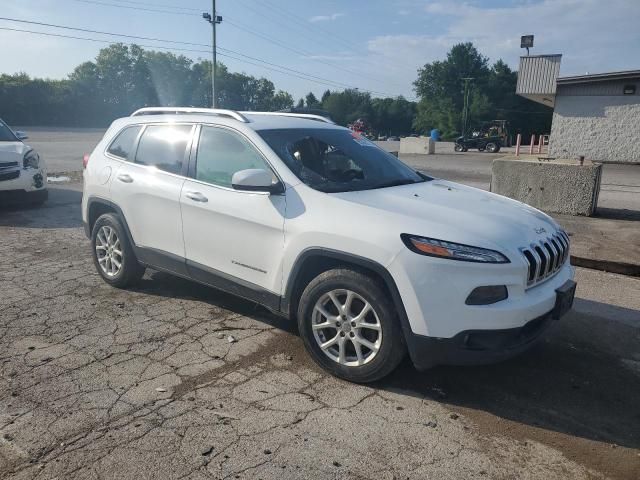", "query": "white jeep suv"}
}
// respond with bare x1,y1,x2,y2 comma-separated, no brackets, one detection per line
82,107,576,383
0,119,47,205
